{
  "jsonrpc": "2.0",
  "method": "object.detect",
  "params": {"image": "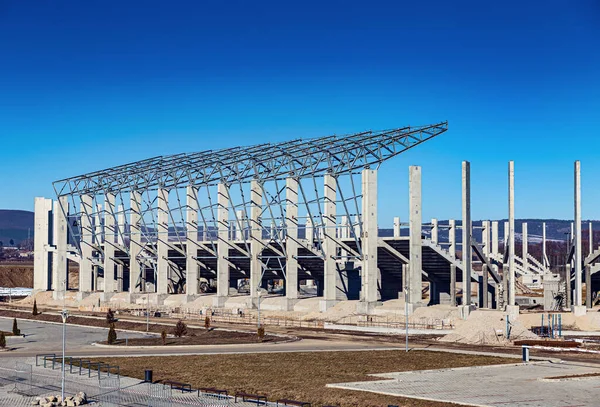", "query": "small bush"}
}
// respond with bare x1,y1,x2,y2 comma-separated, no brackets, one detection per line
161,329,167,345
12,318,20,336
106,308,116,325
32,299,39,316
0,332,5,349
257,326,265,342
174,320,187,338
204,316,211,330
107,323,117,345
